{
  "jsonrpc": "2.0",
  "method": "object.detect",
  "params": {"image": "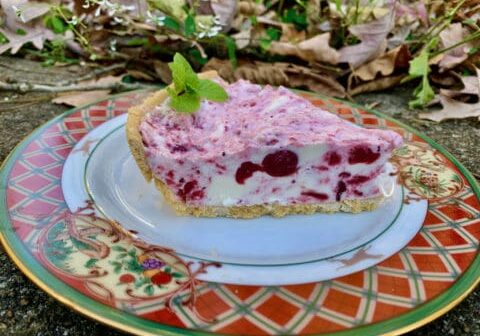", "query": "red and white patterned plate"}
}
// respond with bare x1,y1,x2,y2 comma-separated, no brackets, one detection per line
0,90,479,335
